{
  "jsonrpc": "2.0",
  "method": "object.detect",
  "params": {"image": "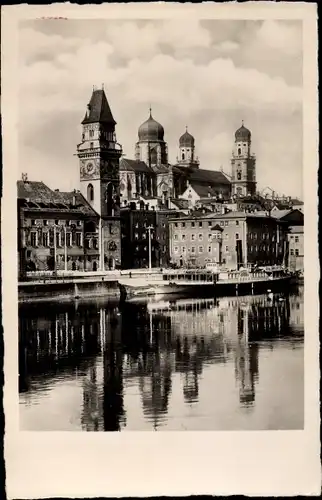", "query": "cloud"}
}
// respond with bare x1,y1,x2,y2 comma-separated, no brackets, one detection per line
256,20,302,57
17,20,303,199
